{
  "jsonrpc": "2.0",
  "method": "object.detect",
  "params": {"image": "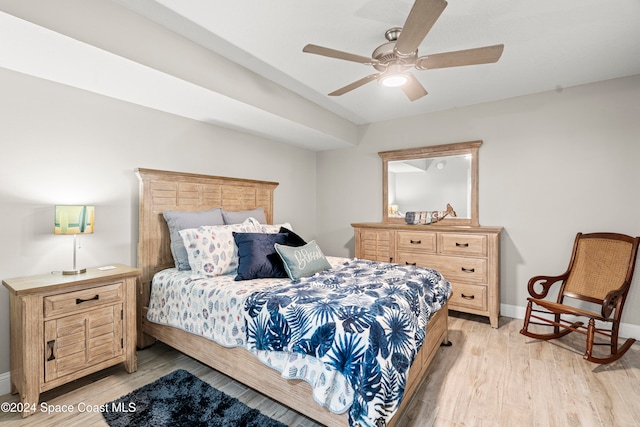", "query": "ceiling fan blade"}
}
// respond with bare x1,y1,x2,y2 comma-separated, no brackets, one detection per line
328,74,380,96
395,0,448,56
303,44,377,65
416,44,504,70
401,73,428,101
